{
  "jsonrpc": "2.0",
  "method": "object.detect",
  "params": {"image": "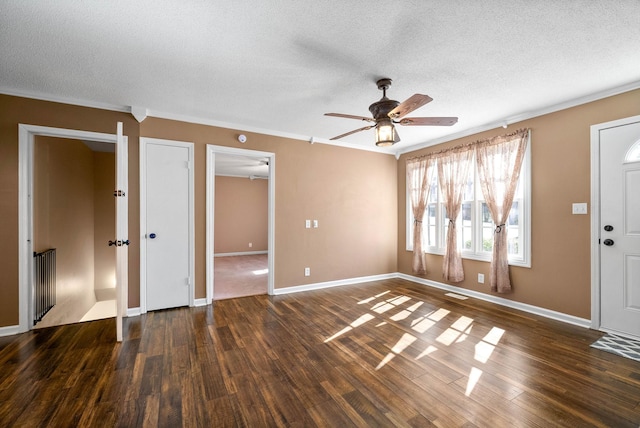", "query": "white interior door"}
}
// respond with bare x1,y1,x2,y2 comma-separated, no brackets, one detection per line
141,138,194,312
599,118,640,338
115,122,128,342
